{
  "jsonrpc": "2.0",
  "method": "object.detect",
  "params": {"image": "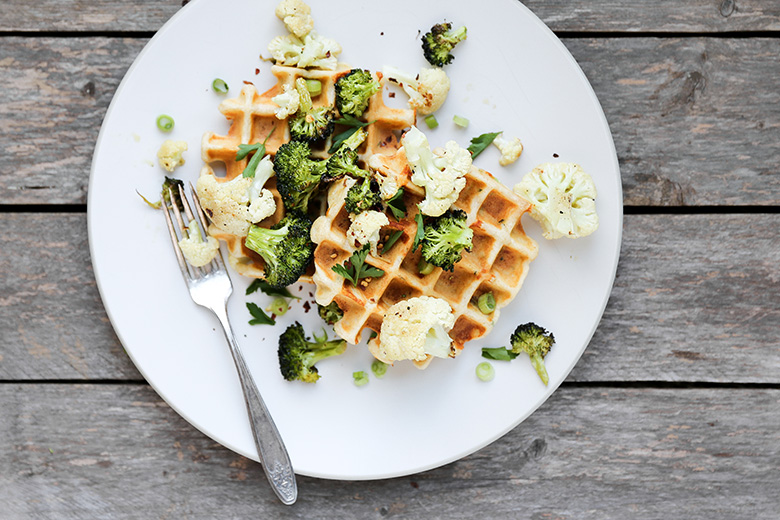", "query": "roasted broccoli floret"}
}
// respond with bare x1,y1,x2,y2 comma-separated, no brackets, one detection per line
273,140,327,212
288,77,335,142
510,323,555,386
323,128,368,182
345,176,381,215
278,322,347,383
244,212,315,288
420,209,473,271
335,69,380,118
161,176,184,205
317,301,343,325
422,22,467,67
